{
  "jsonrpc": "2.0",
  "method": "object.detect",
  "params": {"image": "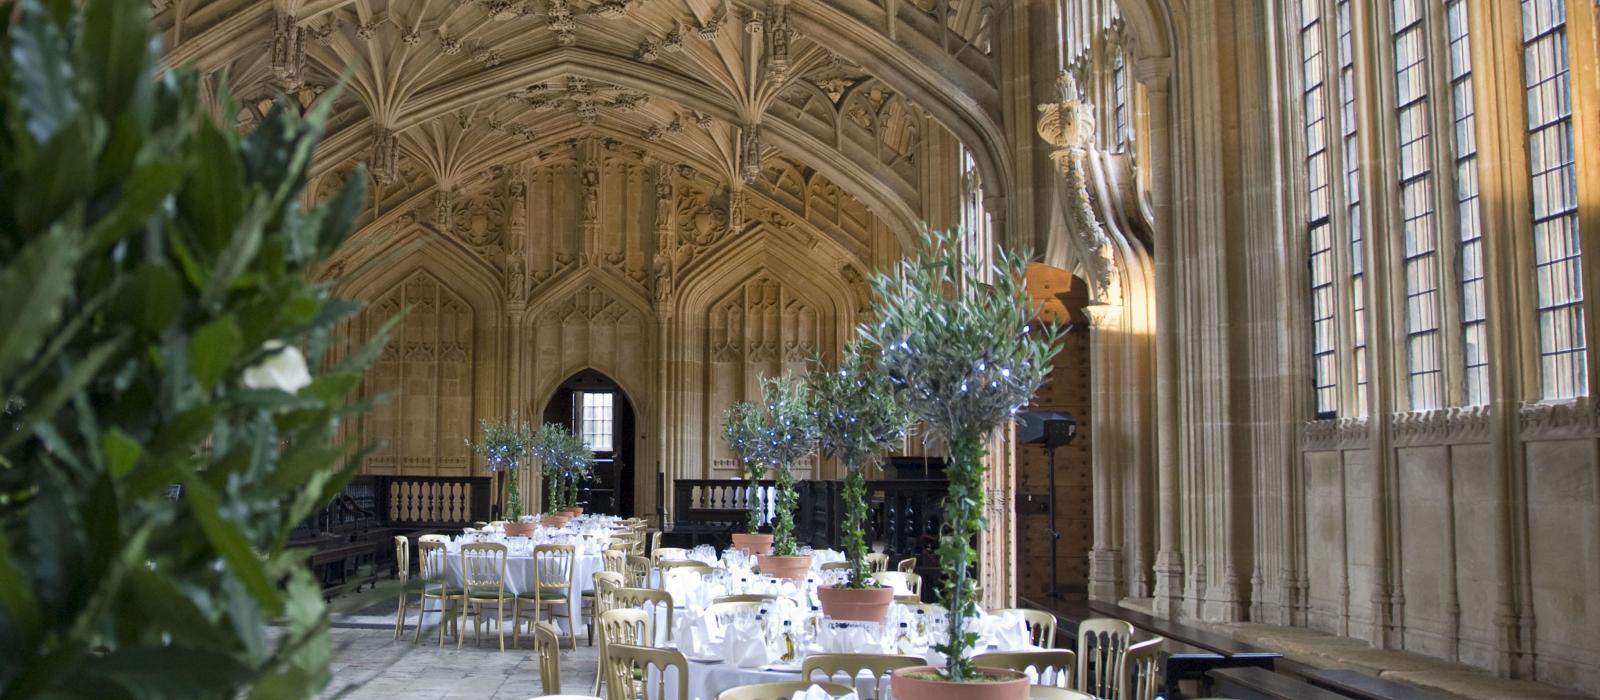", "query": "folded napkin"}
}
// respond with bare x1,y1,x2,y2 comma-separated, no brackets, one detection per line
990,610,1029,651
721,615,774,668
673,614,716,657
790,684,858,700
